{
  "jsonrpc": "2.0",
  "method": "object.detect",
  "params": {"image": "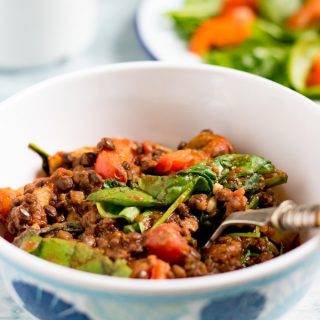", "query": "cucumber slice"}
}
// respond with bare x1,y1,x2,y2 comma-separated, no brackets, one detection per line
259,0,303,24
288,37,320,92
